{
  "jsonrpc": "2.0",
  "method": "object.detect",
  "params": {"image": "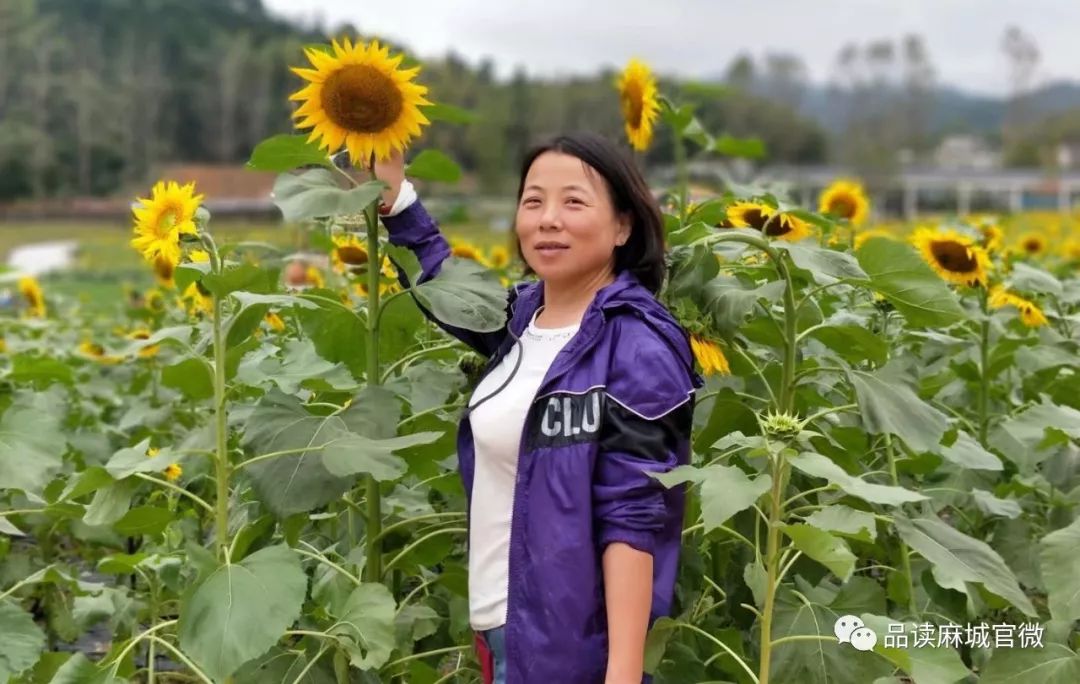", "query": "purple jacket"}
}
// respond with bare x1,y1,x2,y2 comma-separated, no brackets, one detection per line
383,201,704,684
